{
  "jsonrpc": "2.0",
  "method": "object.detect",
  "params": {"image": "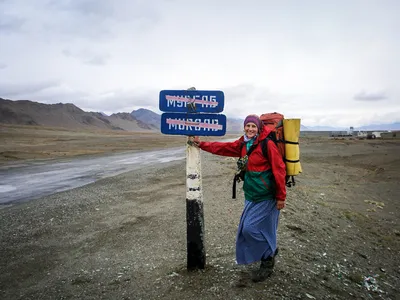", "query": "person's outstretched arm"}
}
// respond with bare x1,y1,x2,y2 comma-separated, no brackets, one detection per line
193,136,242,157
